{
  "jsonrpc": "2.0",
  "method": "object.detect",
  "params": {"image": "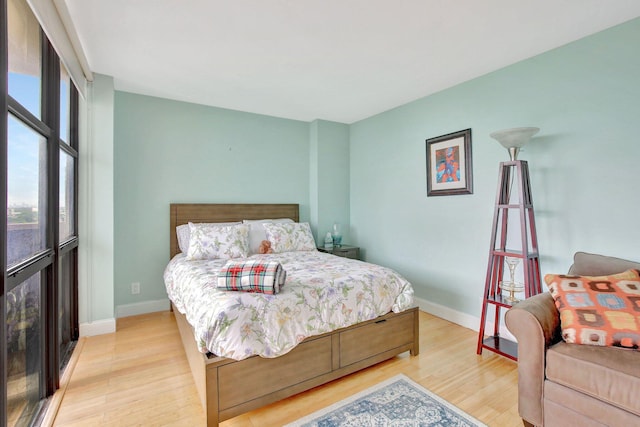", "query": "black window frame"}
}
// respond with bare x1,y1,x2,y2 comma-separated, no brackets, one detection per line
1,0,80,424
0,0,7,420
